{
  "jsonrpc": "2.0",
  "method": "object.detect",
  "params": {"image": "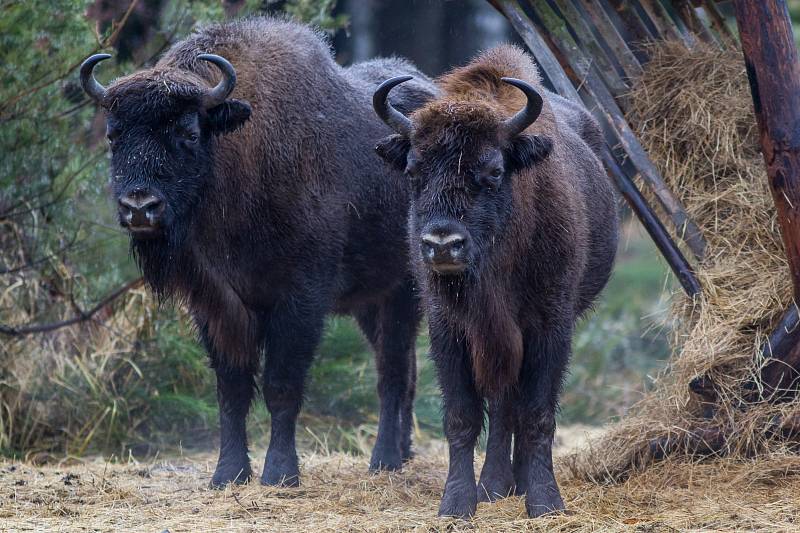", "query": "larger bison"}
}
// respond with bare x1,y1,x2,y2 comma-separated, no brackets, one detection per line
373,45,619,518
80,17,436,487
